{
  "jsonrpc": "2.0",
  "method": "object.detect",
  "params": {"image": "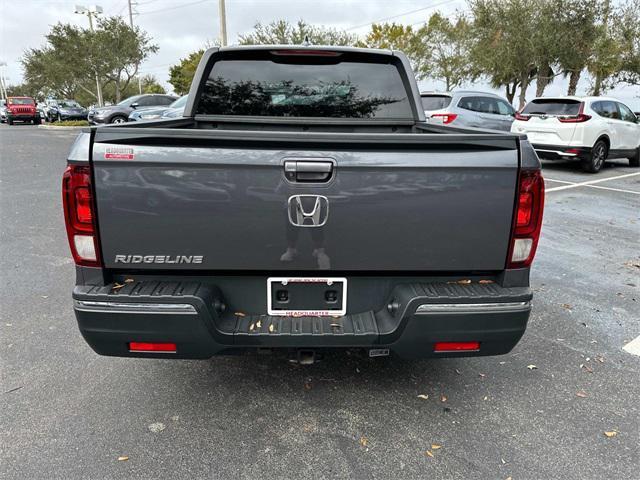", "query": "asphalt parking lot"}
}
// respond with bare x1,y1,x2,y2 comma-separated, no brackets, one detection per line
1,124,638,479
